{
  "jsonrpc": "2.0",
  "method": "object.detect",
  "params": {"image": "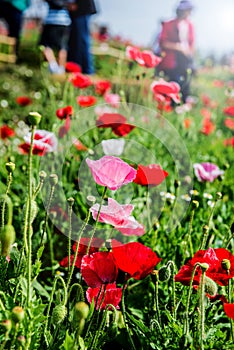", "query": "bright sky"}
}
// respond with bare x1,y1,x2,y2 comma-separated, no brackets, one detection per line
94,0,234,56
